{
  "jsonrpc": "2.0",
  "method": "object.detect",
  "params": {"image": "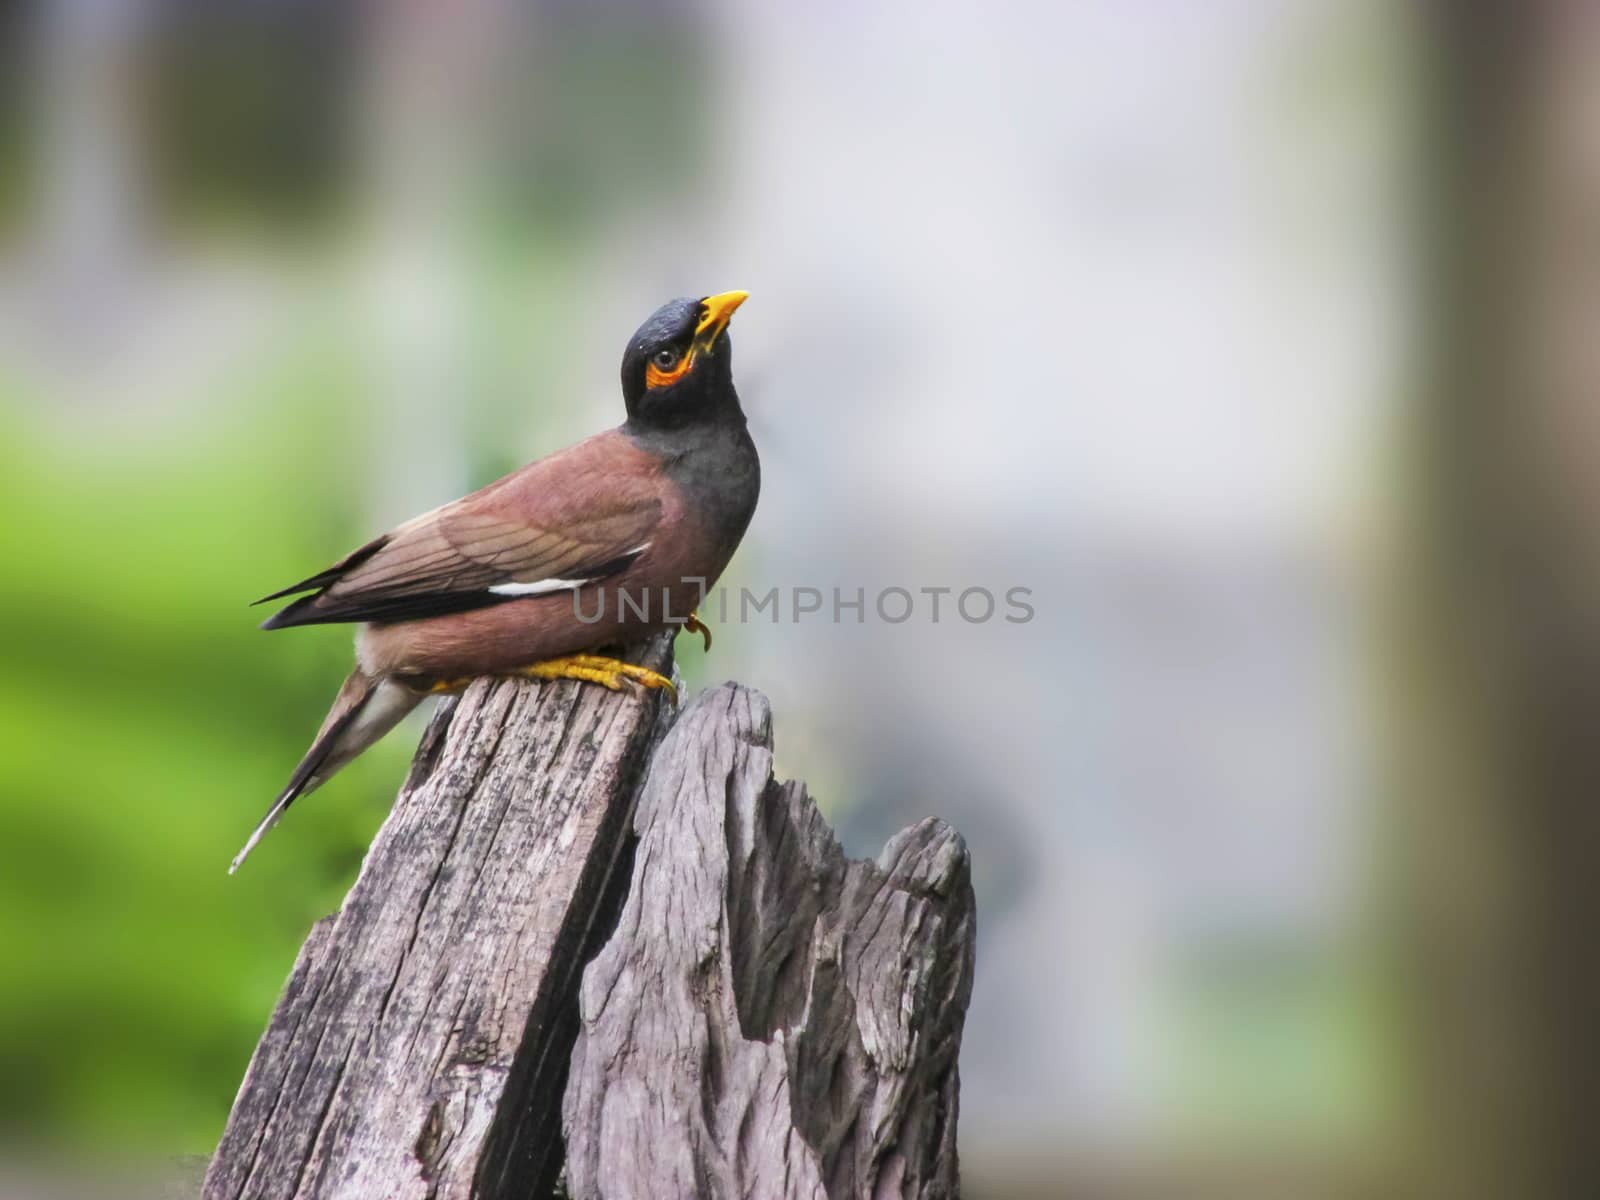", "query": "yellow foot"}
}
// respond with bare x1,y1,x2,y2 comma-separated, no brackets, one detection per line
683,610,713,652
518,654,677,702
425,676,473,695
